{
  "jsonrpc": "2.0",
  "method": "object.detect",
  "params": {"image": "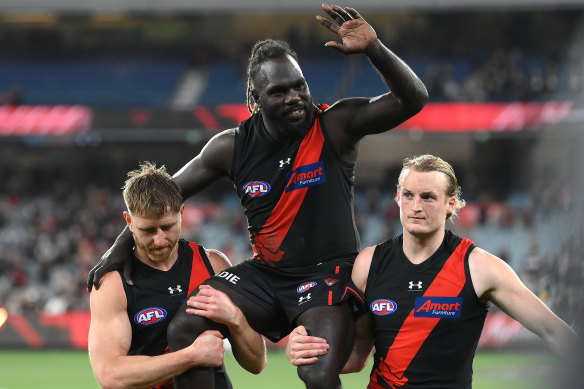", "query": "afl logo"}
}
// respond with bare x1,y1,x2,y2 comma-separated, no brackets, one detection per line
370,299,397,316
134,307,167,325
297,281,317,293
243,181,271,197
